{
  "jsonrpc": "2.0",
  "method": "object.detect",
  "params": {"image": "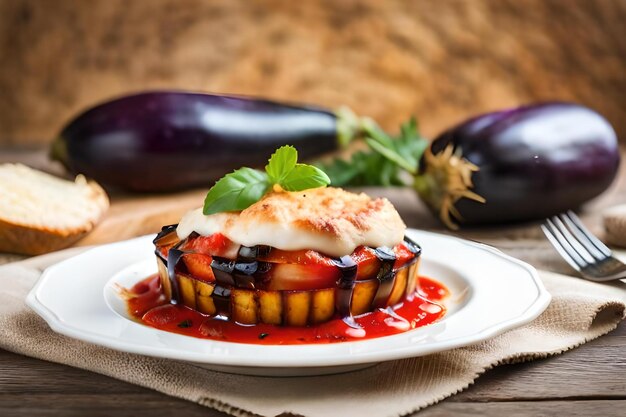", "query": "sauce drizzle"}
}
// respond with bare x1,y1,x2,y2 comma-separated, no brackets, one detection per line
125,274,448,345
